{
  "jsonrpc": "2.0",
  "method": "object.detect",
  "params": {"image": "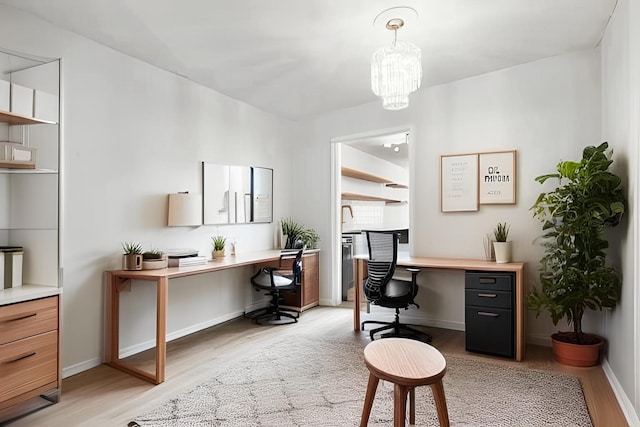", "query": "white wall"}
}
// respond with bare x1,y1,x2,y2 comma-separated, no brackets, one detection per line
302,49,603,335
0,6,301,375
601,0,640,423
